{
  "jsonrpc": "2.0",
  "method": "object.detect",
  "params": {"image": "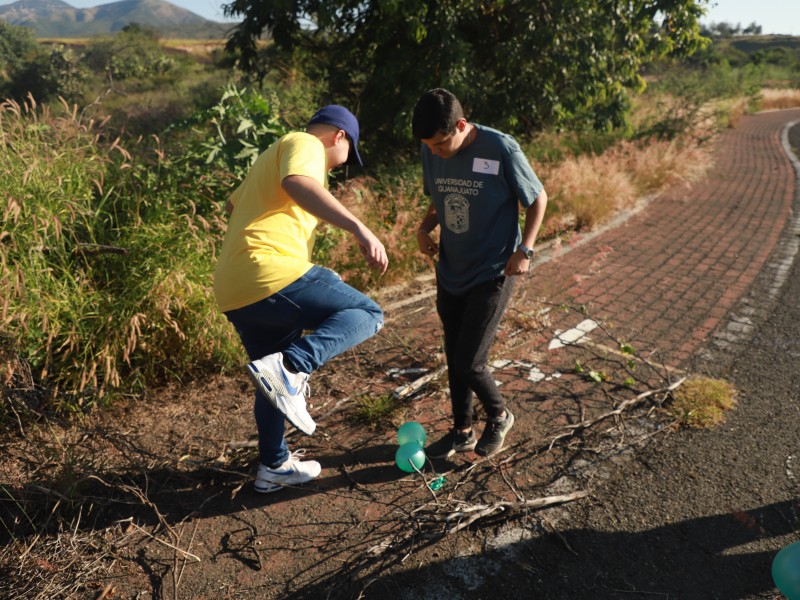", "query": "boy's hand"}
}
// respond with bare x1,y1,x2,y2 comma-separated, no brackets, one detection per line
356,229,389,274
416,229,439,257
504,251,530,276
